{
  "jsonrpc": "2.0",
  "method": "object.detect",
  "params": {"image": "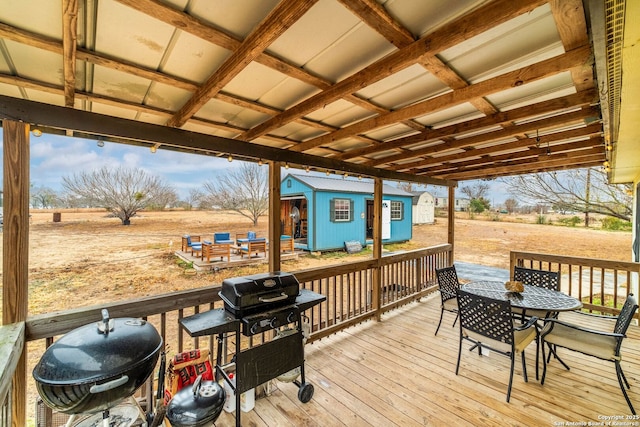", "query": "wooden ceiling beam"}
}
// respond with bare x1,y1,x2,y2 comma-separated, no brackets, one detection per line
418,137,603,175
391,124,603,171
292,45,592,153
435,151,605,181
0,95,454,187
240,0,547,141
338,0,415,48
61,0,77,108
336,89,598,160
550,0,593,92
113,0,399,125
166,0,318,127
371,106,600,167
